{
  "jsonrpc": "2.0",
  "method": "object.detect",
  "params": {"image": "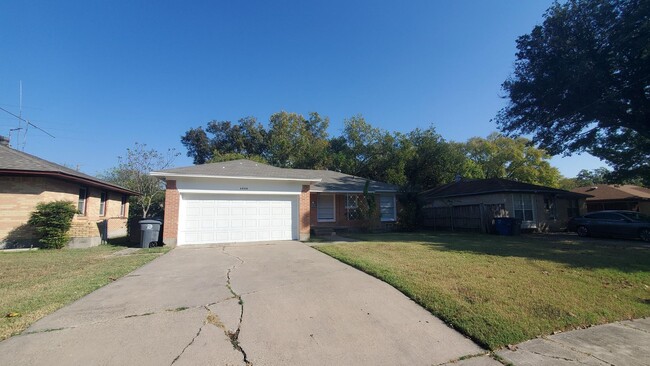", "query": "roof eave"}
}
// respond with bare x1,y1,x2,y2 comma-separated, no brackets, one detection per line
586,197,650,201
310,189,399,193
0,169,140,196
150,172,321,184
422,189,592,200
